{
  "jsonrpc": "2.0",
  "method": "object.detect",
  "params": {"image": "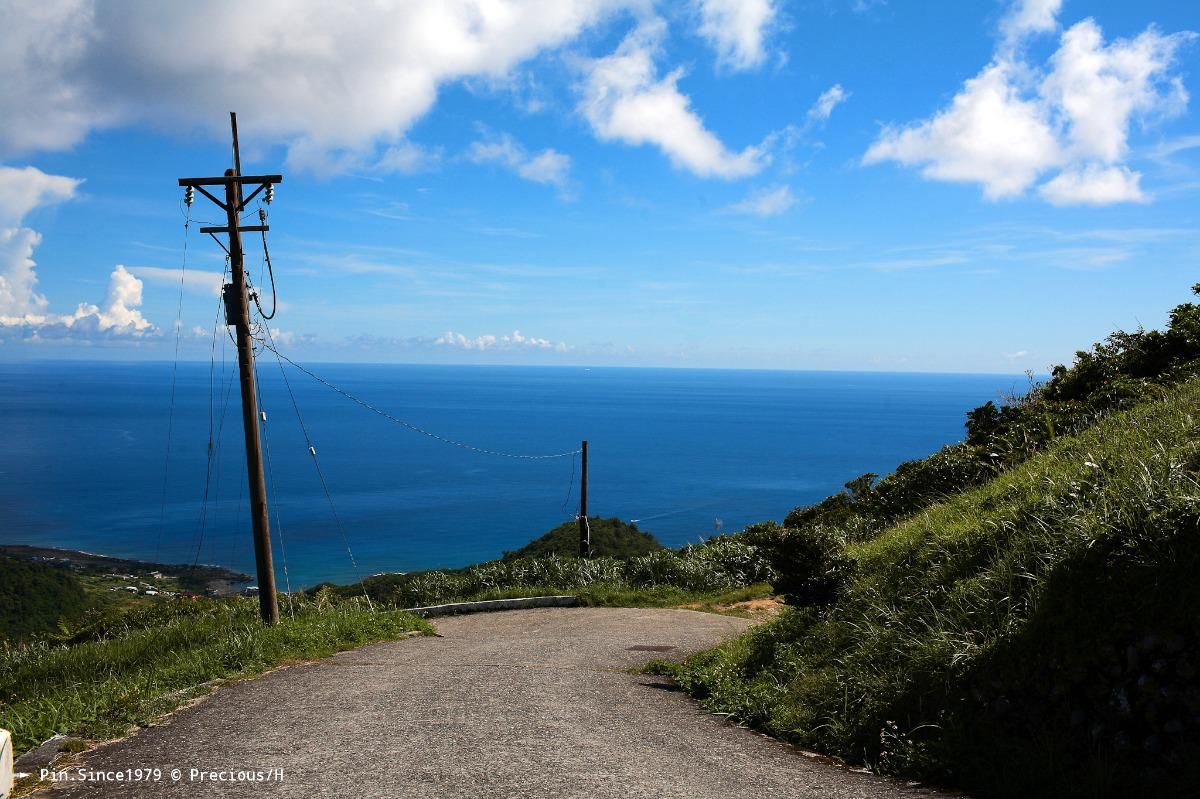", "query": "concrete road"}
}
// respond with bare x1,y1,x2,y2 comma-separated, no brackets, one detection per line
40,608,957,798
